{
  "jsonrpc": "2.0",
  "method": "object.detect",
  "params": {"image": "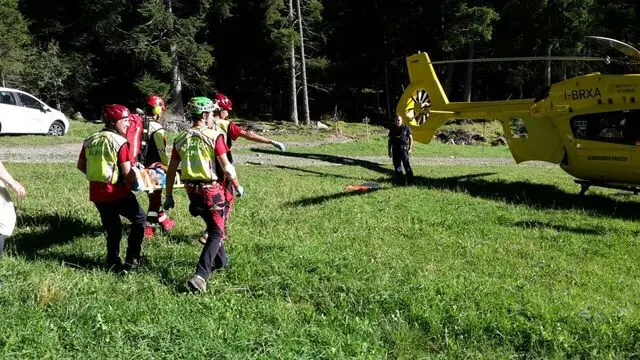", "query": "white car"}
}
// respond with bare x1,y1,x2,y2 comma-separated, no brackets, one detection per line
0,87,70,136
